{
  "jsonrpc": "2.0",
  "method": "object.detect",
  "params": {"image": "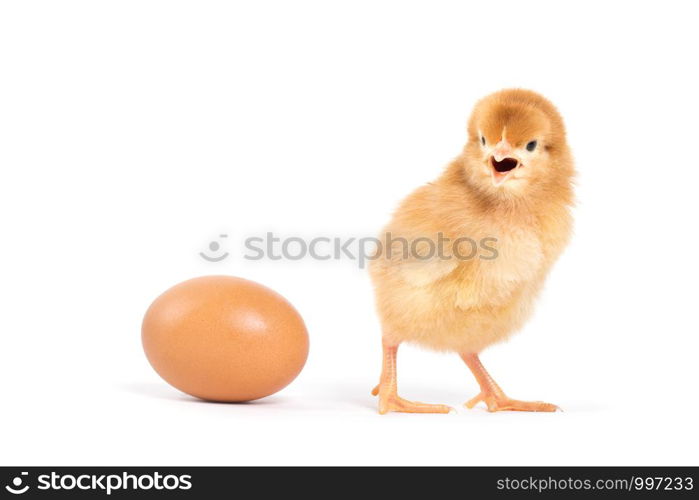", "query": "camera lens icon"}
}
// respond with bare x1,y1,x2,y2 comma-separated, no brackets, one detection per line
5,472,29,494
